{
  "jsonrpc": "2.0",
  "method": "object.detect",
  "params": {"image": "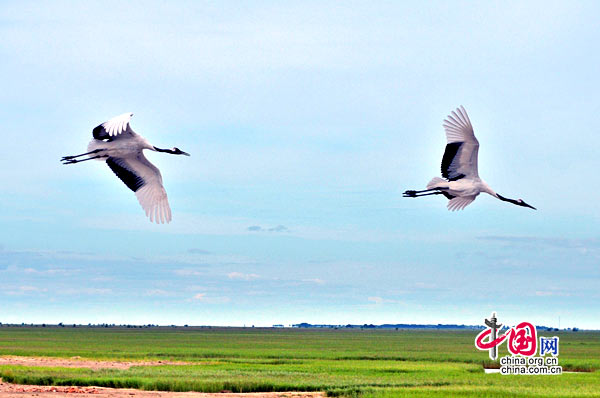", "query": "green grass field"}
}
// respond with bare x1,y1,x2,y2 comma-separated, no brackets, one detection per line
0,327,598,397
